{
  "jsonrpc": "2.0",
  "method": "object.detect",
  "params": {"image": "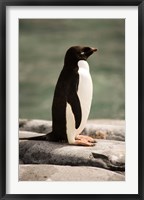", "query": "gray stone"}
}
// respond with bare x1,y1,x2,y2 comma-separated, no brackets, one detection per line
19,164,125,181
19,139,125,171
19,119,125,141
19,119,125,181
83,124,125,141
19,119,52,134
